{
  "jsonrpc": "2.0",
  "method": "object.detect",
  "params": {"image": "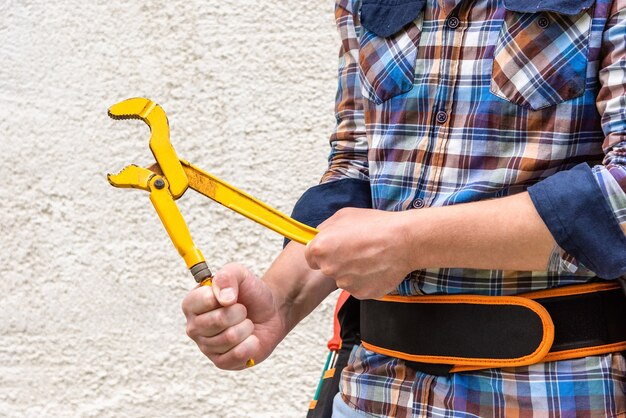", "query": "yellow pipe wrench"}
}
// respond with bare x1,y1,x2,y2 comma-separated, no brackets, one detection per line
108,98,319,367
108,97,318,285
